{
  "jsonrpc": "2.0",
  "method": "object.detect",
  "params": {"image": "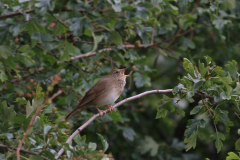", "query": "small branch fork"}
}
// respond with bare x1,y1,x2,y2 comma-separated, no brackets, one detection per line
16,90,63,160
55,89,173,159
0,144,50,160
201,97,214,119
